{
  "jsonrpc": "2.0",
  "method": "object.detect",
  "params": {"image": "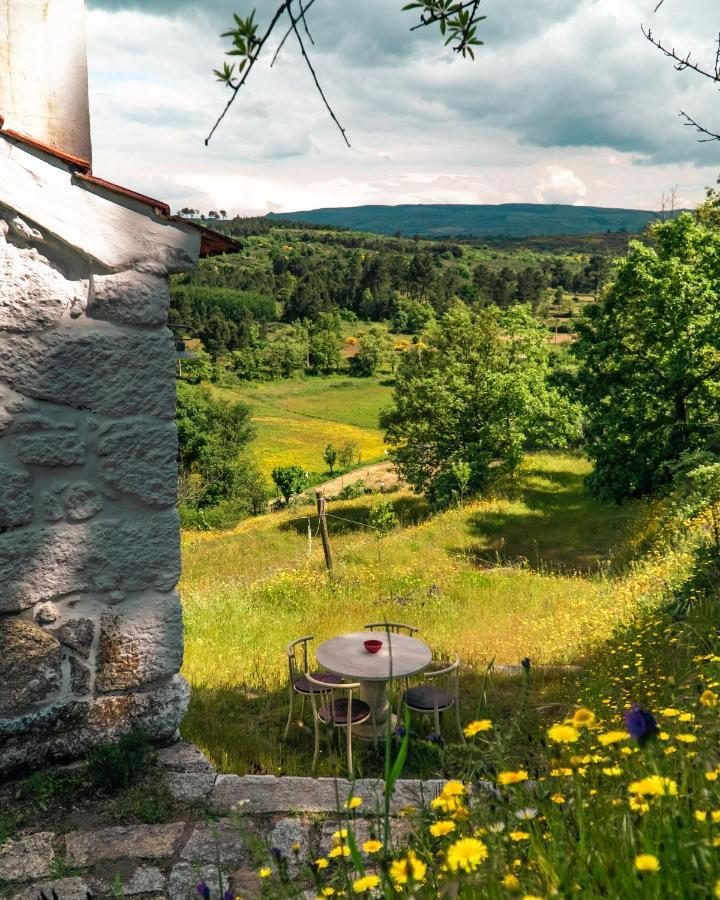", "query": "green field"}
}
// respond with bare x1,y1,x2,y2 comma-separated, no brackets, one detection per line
214,375,393,477
180,452,647,776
